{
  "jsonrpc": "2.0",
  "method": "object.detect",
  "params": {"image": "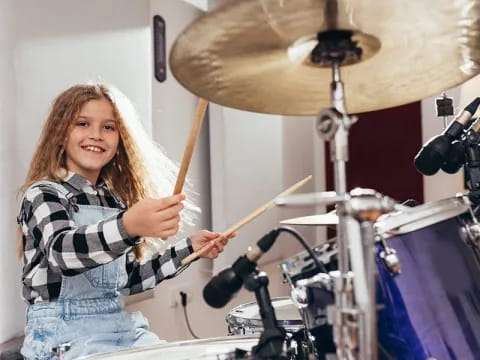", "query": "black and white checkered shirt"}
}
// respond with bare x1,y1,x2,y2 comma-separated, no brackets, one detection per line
18,172,193,304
